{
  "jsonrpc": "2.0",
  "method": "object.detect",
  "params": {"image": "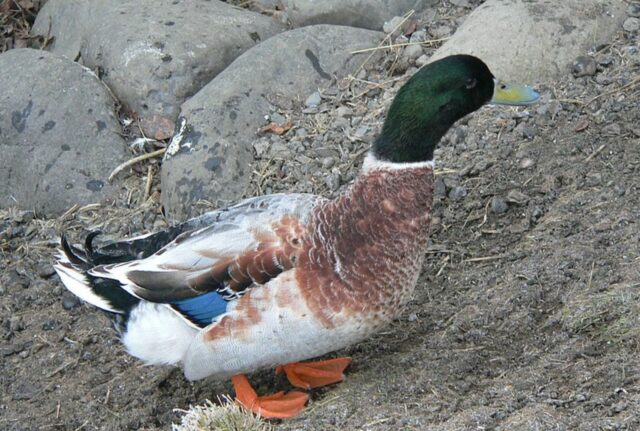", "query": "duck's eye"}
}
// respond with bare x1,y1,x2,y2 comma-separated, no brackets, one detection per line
465,78,477,89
